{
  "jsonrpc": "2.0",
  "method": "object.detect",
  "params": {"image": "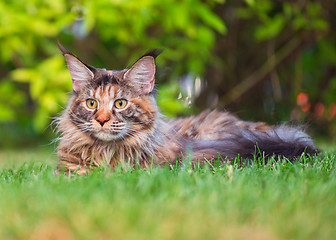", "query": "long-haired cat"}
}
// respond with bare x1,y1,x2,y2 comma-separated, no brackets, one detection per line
56,44,317,174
